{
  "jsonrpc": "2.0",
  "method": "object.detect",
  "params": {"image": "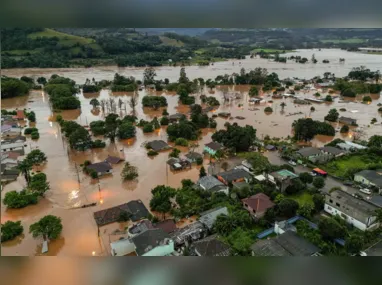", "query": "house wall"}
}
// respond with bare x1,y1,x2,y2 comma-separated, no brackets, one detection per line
111,239,135,256
142,240,174,256
324,204,378,231
242,203,265,219
204,146,216,156
354,175,372,186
